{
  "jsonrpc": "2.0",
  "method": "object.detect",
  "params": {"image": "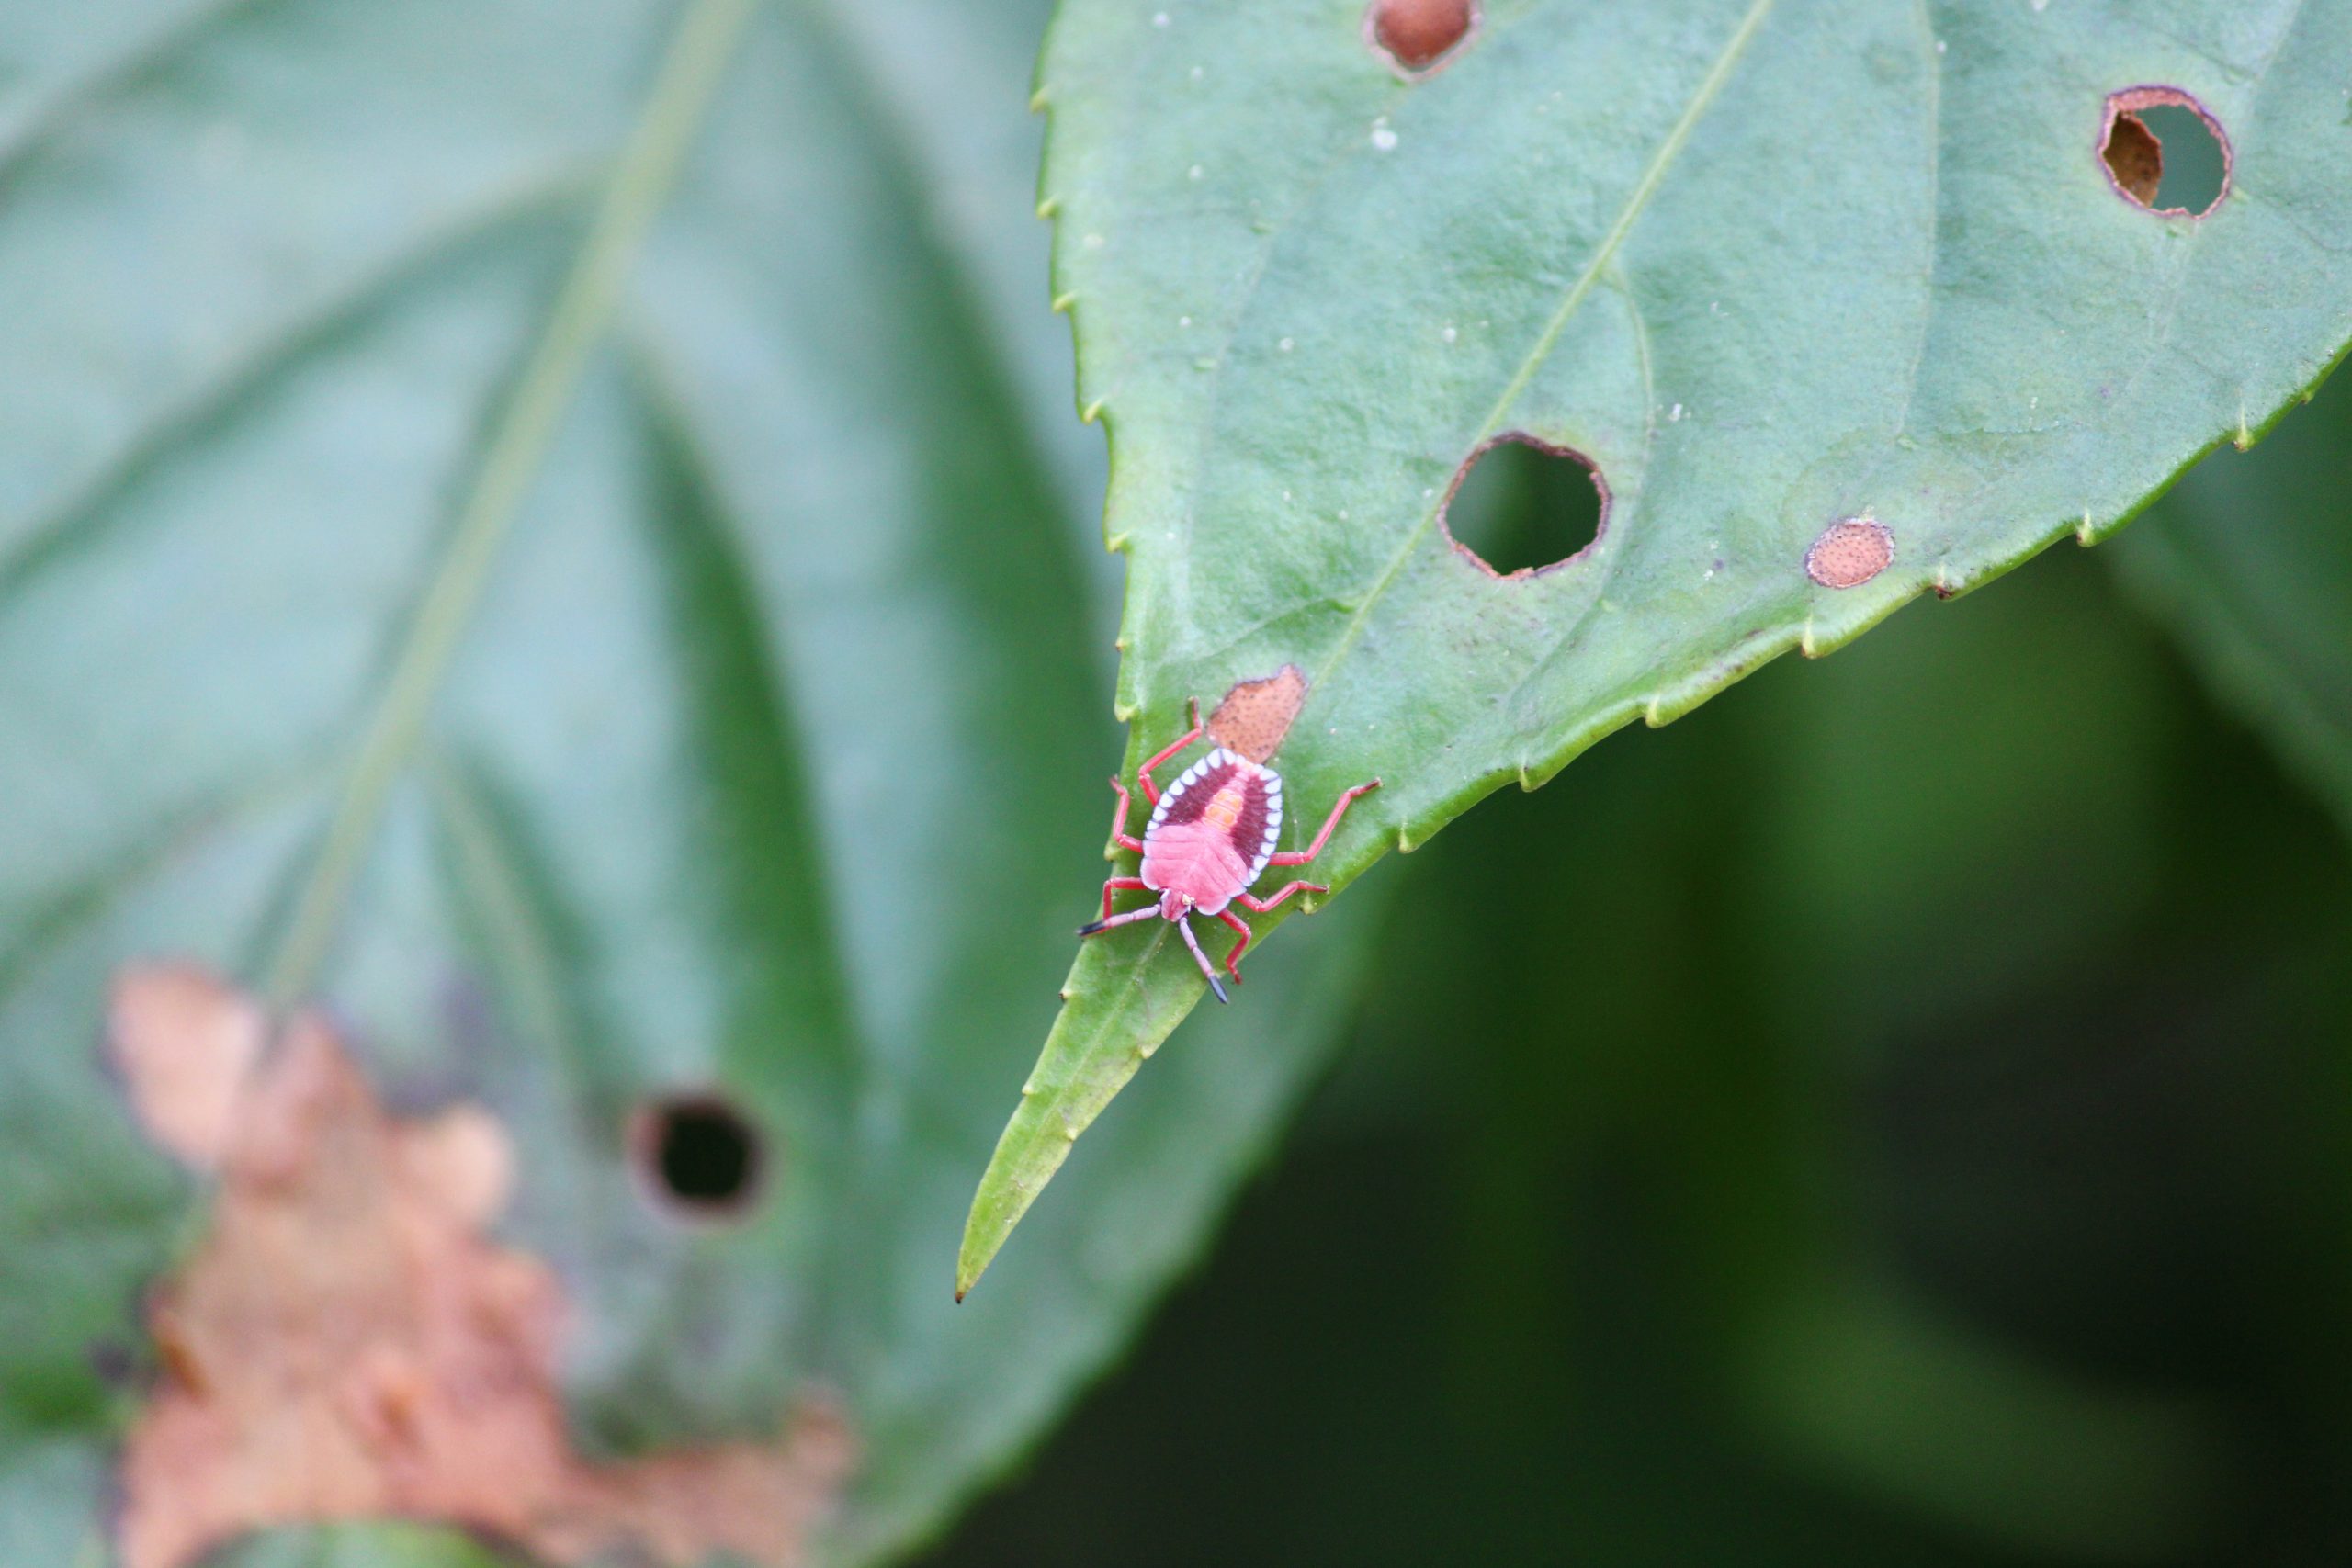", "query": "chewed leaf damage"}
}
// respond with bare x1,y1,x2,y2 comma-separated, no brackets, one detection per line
1206,662,1309,763
2099,86,2232,217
